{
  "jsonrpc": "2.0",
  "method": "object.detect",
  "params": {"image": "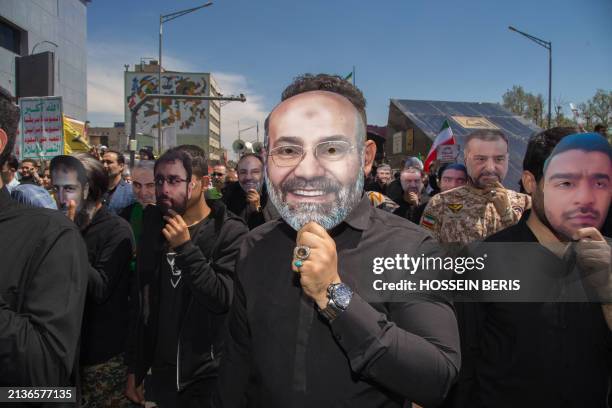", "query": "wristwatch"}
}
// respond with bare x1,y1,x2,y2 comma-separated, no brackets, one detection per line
319,282,353,322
